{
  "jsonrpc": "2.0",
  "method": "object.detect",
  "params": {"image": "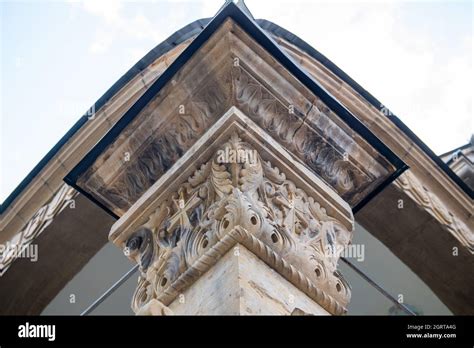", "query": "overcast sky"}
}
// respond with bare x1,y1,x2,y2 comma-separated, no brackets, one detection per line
1,0,472,202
